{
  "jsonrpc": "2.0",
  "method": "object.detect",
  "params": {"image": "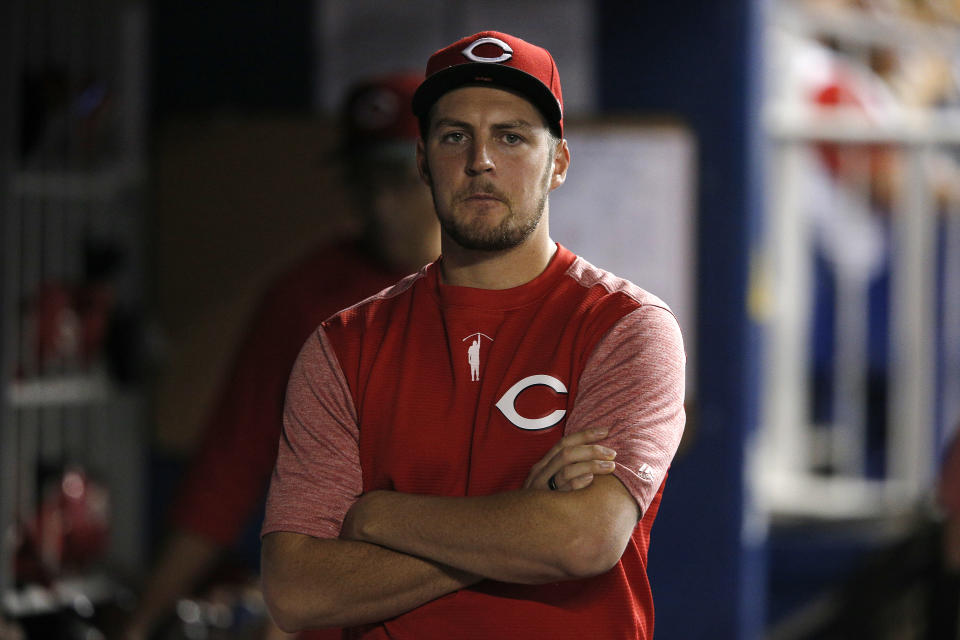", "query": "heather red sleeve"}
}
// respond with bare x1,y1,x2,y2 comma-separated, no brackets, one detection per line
261,329,362,539
564,304,686,516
